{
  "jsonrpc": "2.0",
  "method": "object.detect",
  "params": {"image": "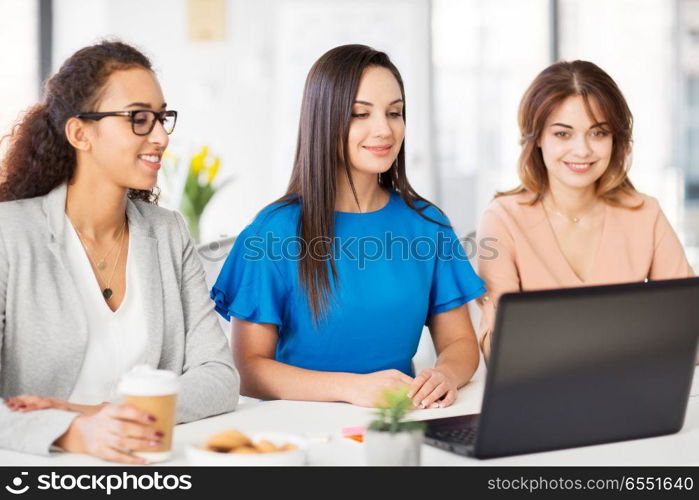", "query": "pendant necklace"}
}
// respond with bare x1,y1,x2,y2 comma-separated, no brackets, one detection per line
75,220,126,270
73,220,128,301
100,227,126,300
